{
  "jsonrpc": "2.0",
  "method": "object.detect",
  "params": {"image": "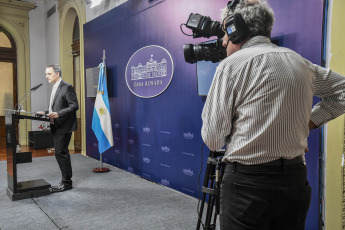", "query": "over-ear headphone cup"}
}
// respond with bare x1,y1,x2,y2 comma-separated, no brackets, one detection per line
229,13,249,44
